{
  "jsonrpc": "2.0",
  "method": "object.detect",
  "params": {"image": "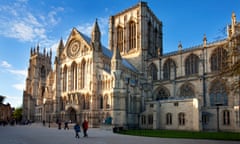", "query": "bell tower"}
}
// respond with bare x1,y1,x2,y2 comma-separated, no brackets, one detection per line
108,2,163,74
23,45,52,121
